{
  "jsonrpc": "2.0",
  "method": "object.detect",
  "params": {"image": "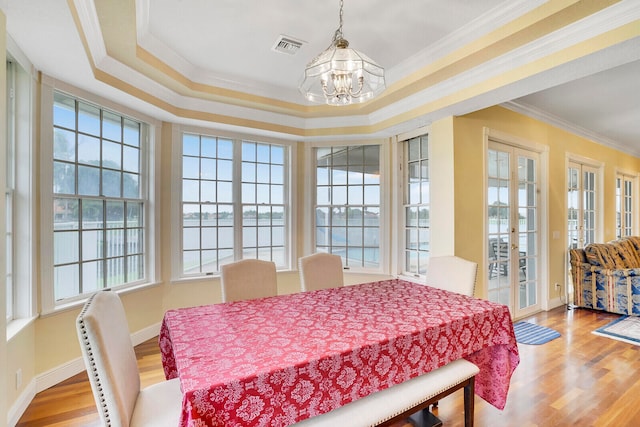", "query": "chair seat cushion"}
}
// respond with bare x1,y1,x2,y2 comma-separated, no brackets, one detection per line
293,359,479,426
130,378,182,427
